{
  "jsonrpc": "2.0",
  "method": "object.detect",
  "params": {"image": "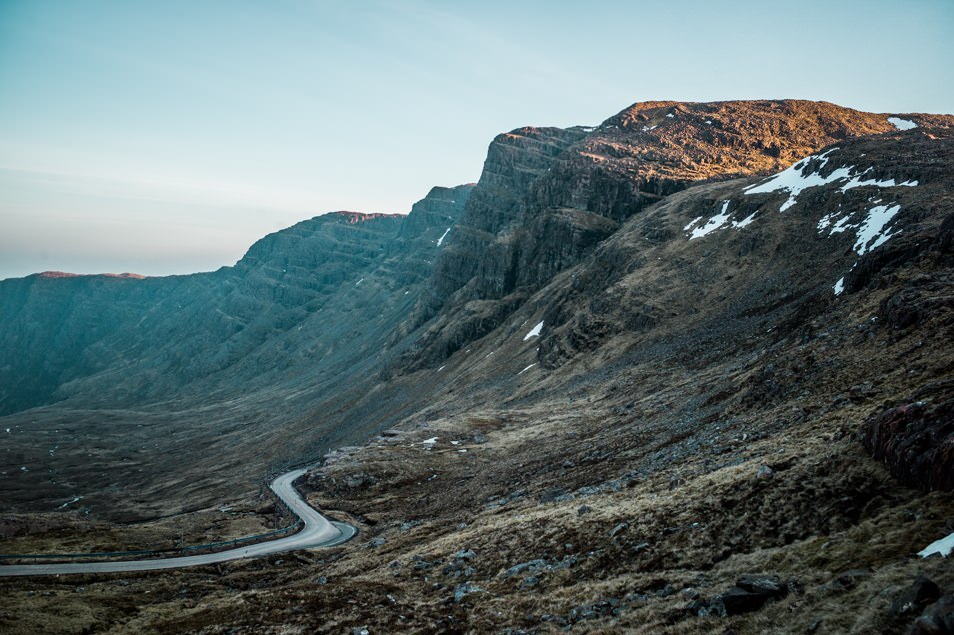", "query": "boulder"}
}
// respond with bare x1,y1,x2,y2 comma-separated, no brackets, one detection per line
892,575,941,617
864,398,954,492
708,574,789,616
910,594,954,634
